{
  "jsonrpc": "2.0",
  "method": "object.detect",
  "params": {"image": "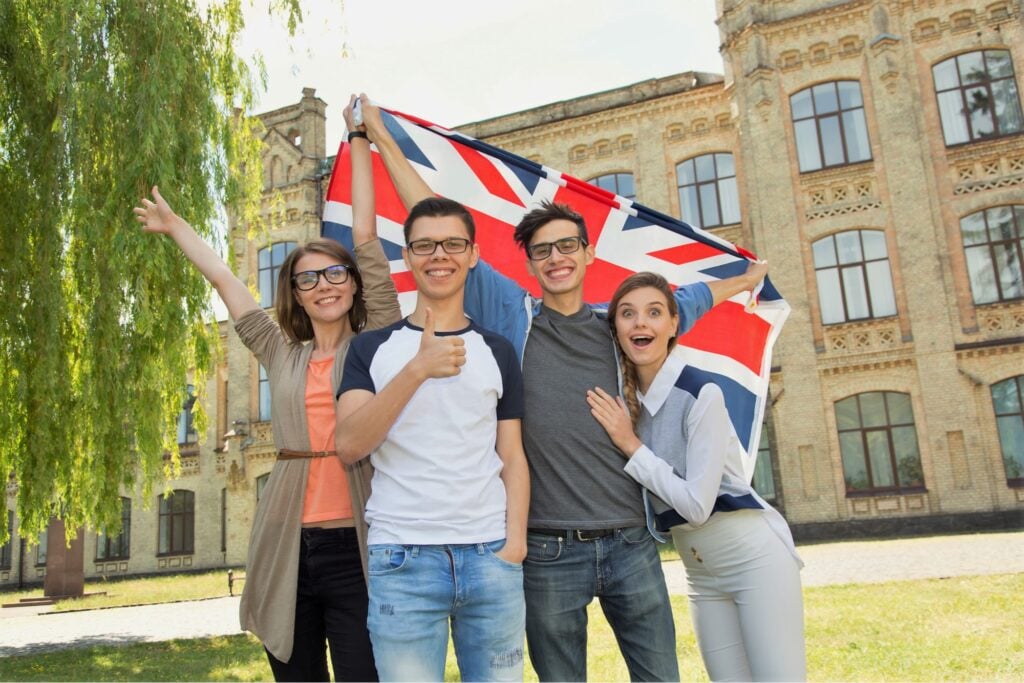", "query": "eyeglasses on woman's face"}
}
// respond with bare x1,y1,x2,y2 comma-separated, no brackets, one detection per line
291,264,350,291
